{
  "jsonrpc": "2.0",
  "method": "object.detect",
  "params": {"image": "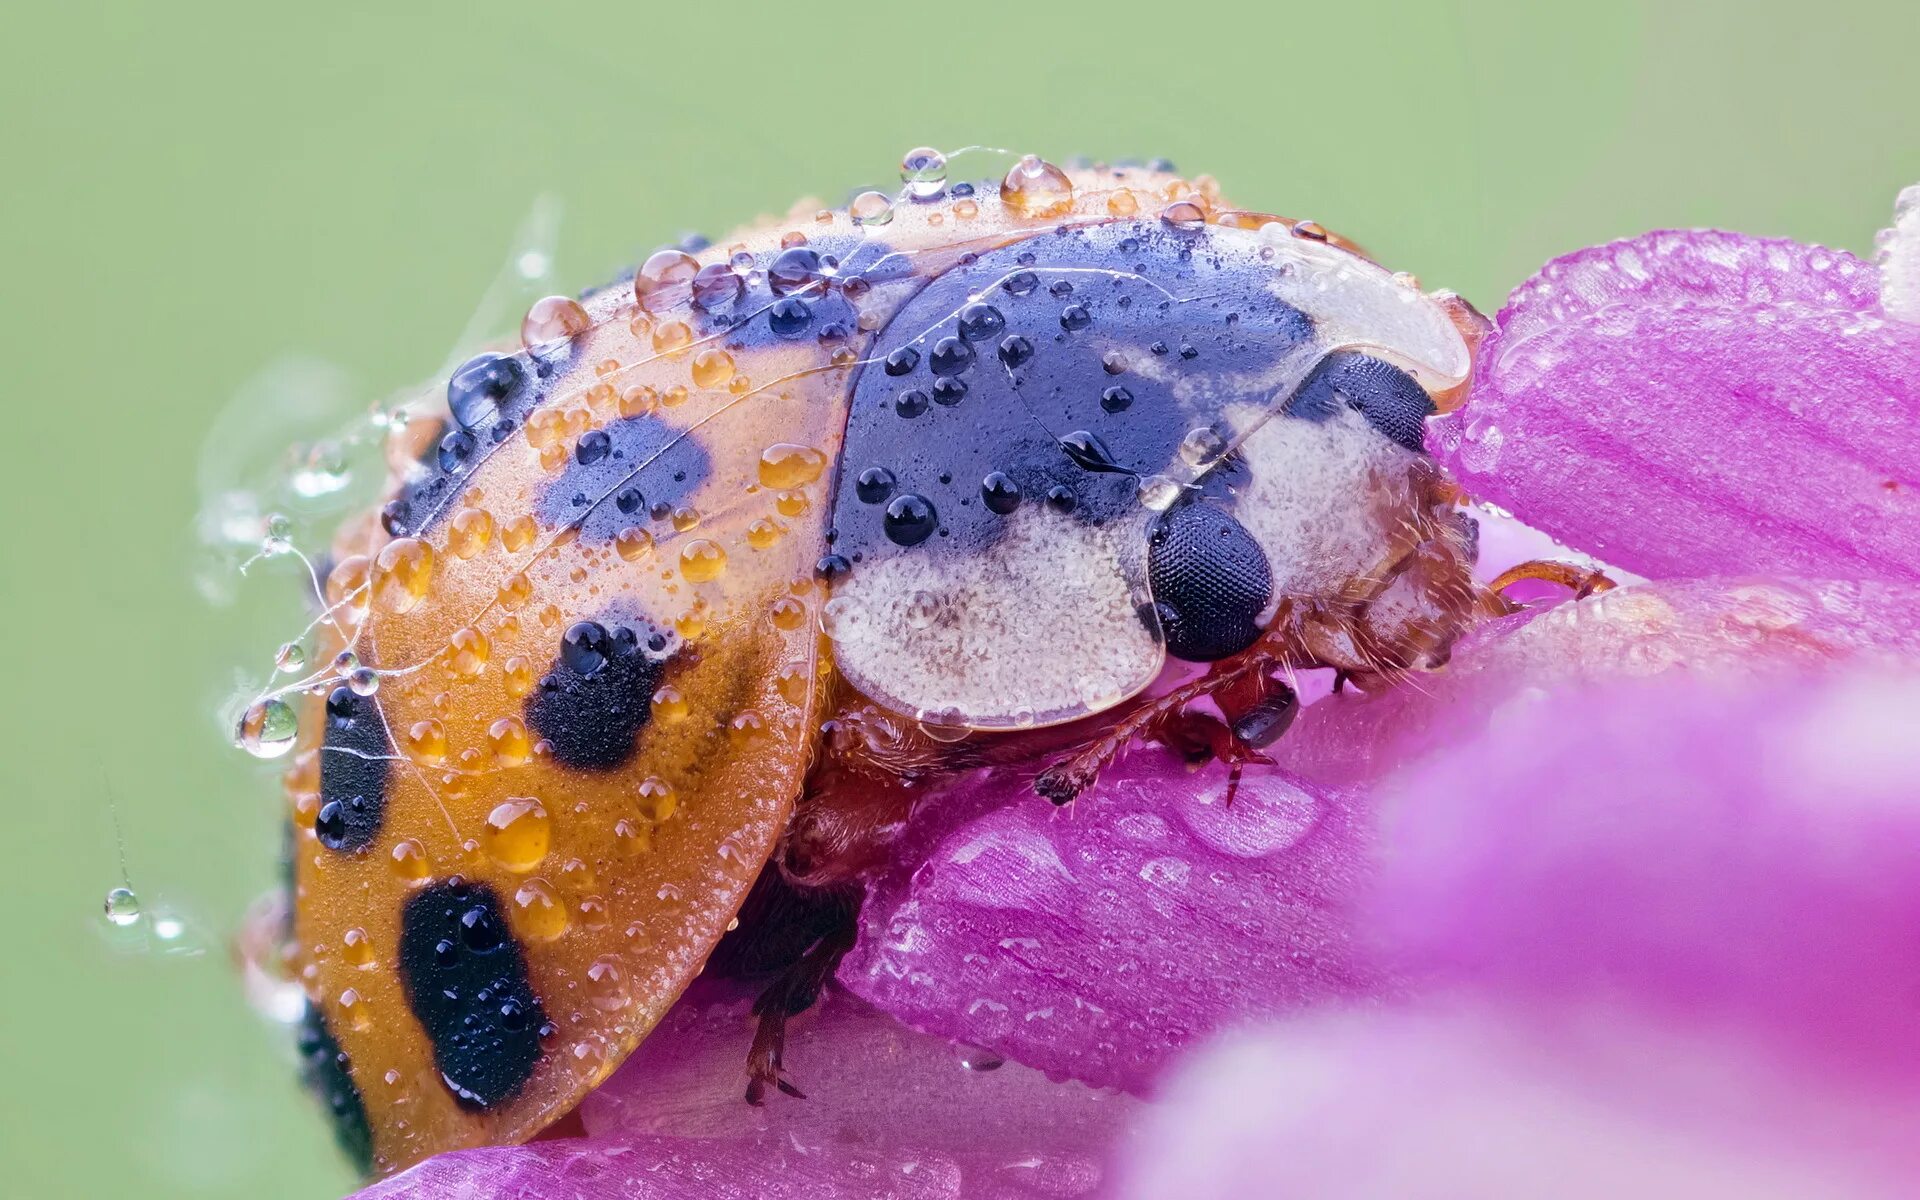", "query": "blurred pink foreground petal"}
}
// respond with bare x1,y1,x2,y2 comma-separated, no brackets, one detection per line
1122,673,1920,1199
1431,229,1920,583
